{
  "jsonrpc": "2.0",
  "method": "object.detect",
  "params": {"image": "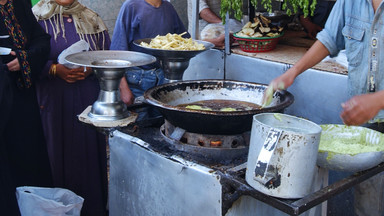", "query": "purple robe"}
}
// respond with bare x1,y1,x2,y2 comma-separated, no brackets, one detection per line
36,15,111,216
